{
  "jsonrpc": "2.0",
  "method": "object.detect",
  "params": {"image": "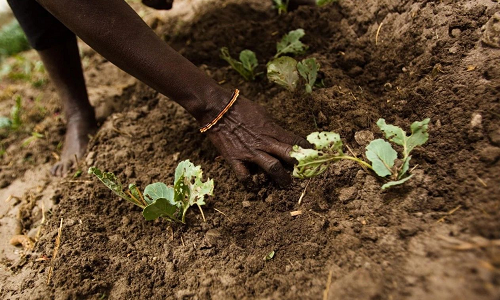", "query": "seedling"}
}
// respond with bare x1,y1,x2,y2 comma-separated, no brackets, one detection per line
220,47,259,81
297,58,319,93
0,95,23,133
273,0,289,14
274,29,307,58
89,160,213,223
291,118,430,189
267,56,299,91
0,20,30,59
316,0,337,5
21,132,44,148
10,95,22,130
